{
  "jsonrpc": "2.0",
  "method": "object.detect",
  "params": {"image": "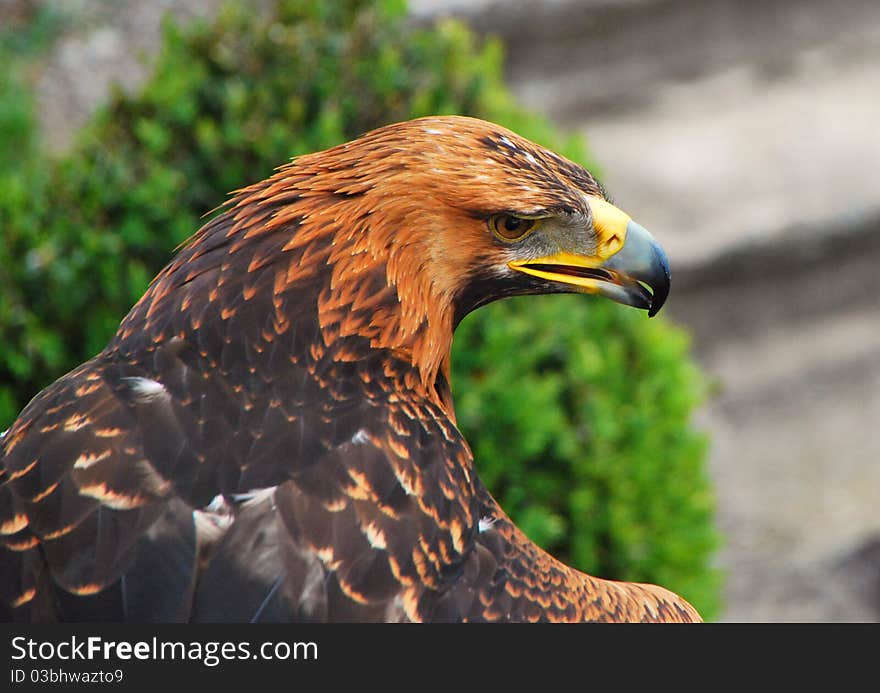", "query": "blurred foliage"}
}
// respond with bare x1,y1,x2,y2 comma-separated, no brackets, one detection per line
0,0,65,418
0,0,720,617
0,1,64,168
